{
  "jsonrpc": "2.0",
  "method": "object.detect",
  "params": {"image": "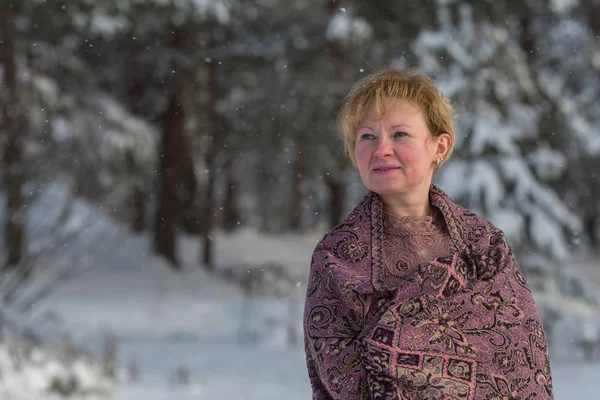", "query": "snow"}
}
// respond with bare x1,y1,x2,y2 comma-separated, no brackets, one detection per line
553,362,600,398
528,207,570,260
18,225,314,398
500,158,579,231
89,12,129,39
529,147,566,180
50,116,72,142
1,0,597,396
0,326,113,398
0,183,598,398
85,94,158,167
190,0,232,25
438,158,577,258
32,76,60,106
550,0,579,14
413,0,587,274
471,114,521,156
73,0,234,40
488,208,524,245
326,12,373,45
